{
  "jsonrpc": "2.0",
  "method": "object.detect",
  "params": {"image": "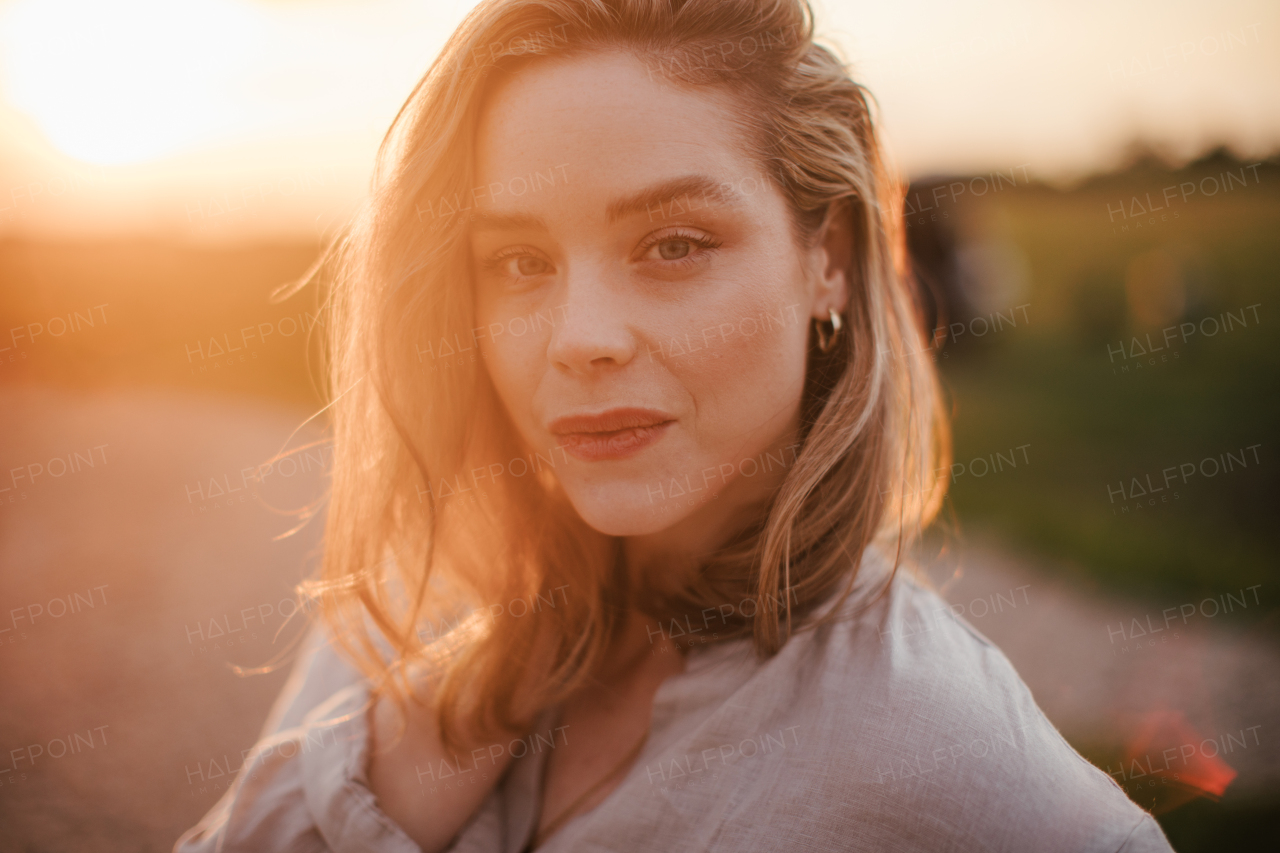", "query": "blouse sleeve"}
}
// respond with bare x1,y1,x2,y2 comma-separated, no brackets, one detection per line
174,618,520,853
257,620,366,740
173,681,423,852
1115,814,1176,853
173,723,333,853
